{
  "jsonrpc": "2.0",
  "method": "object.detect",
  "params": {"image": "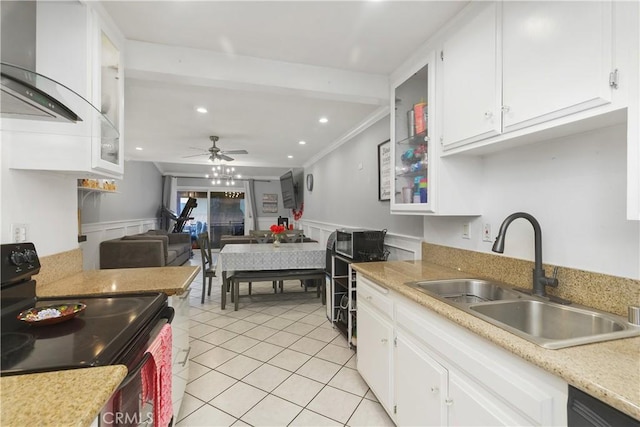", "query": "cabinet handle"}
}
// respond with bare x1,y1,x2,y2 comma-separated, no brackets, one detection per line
178,346,191,367
365,296,372,301
484,111,493,119
430,386,439,394
381,338,388,344
445,398,454,406
501,105,511,113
